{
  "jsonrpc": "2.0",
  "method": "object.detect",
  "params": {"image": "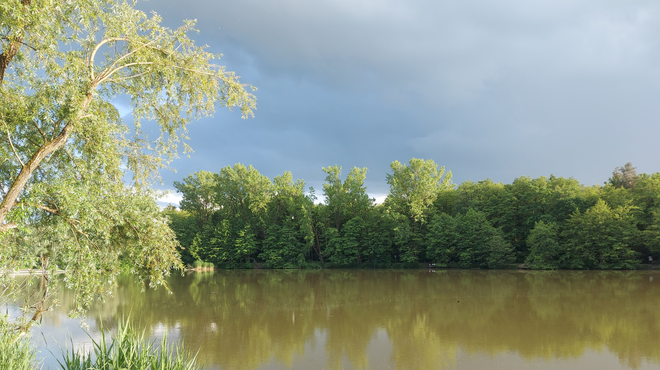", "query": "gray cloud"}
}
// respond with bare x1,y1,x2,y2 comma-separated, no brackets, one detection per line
137,0,660,197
